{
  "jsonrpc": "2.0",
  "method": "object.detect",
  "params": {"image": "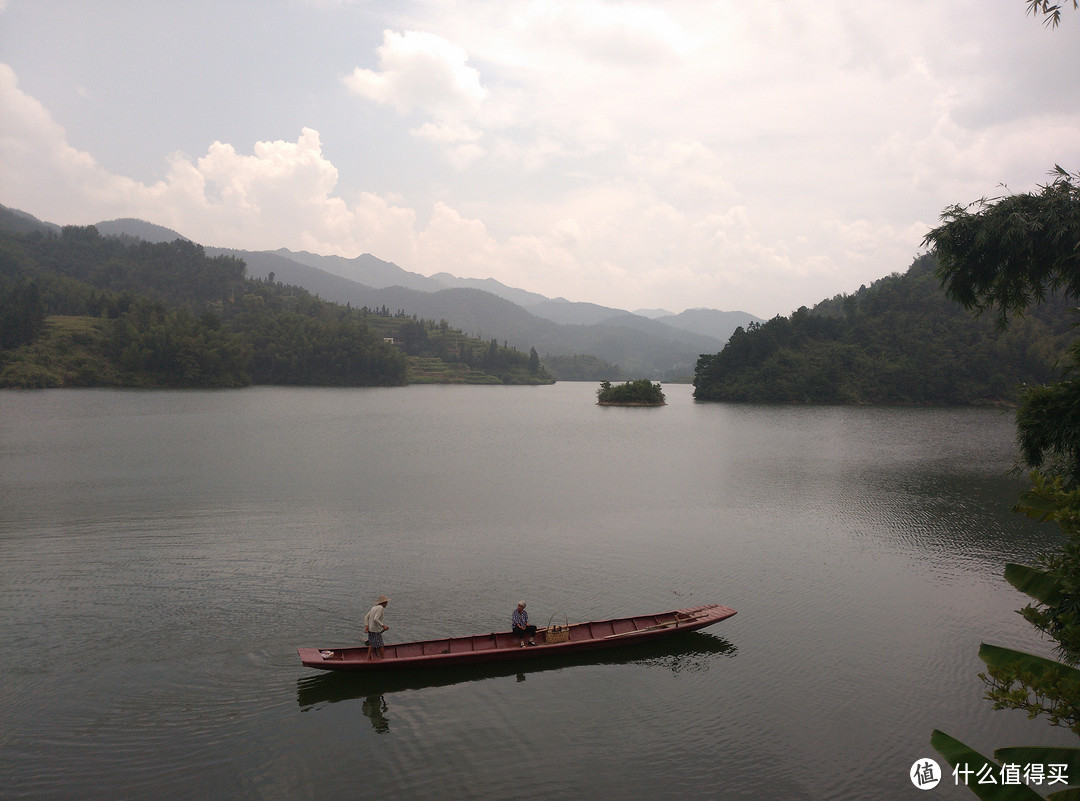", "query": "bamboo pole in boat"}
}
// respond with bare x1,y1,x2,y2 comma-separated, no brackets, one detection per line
601,615,698,639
